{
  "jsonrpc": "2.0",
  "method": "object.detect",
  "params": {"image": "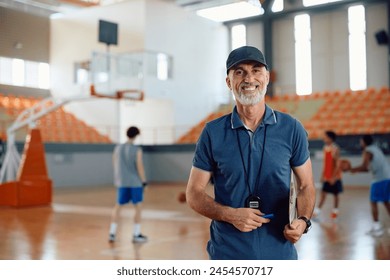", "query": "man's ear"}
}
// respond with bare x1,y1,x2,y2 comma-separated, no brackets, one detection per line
266,70,270,85
226,76,231,90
